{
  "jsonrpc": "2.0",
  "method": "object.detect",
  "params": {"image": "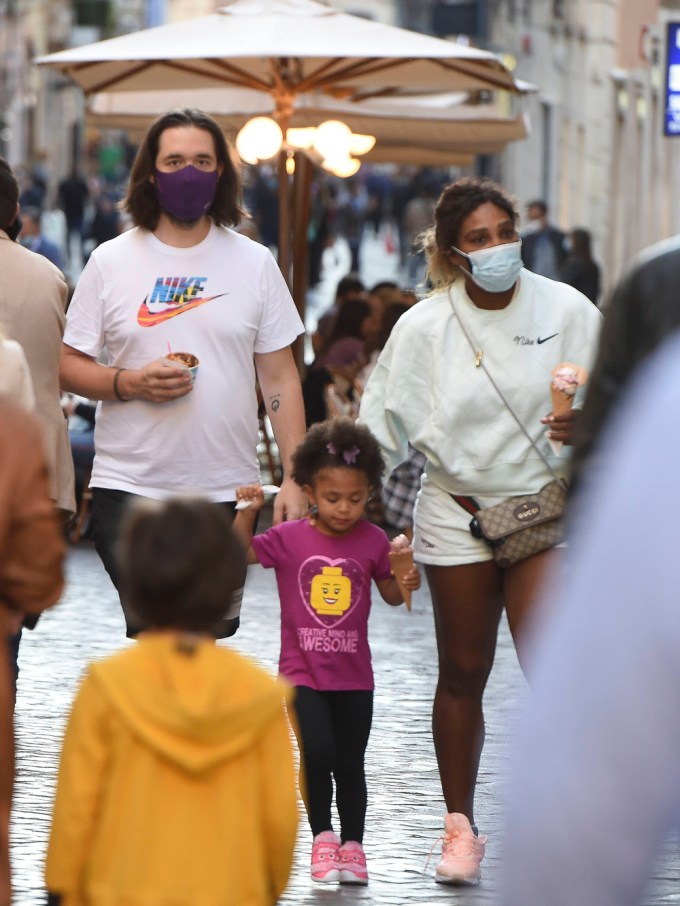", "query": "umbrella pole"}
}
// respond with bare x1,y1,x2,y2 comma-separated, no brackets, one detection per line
277,148,292,288
291,150,313,371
